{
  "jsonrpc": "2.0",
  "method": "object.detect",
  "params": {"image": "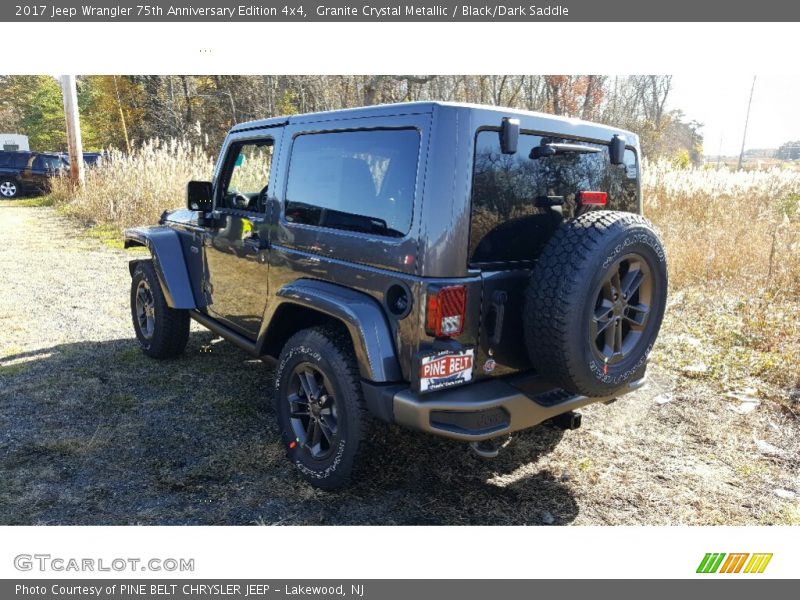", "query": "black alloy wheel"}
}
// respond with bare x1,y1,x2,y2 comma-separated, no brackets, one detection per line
590,253,653,366
286,362,340,459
